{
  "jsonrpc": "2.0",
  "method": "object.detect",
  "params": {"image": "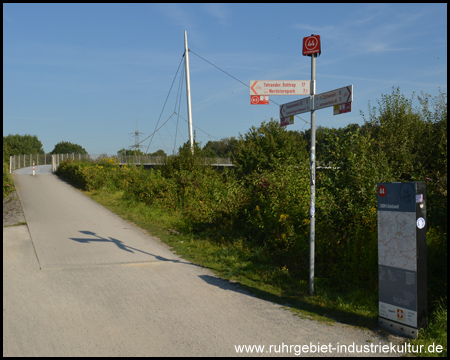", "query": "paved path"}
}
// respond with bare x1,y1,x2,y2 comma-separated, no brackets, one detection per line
4,166,400,356
12,164,54,175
